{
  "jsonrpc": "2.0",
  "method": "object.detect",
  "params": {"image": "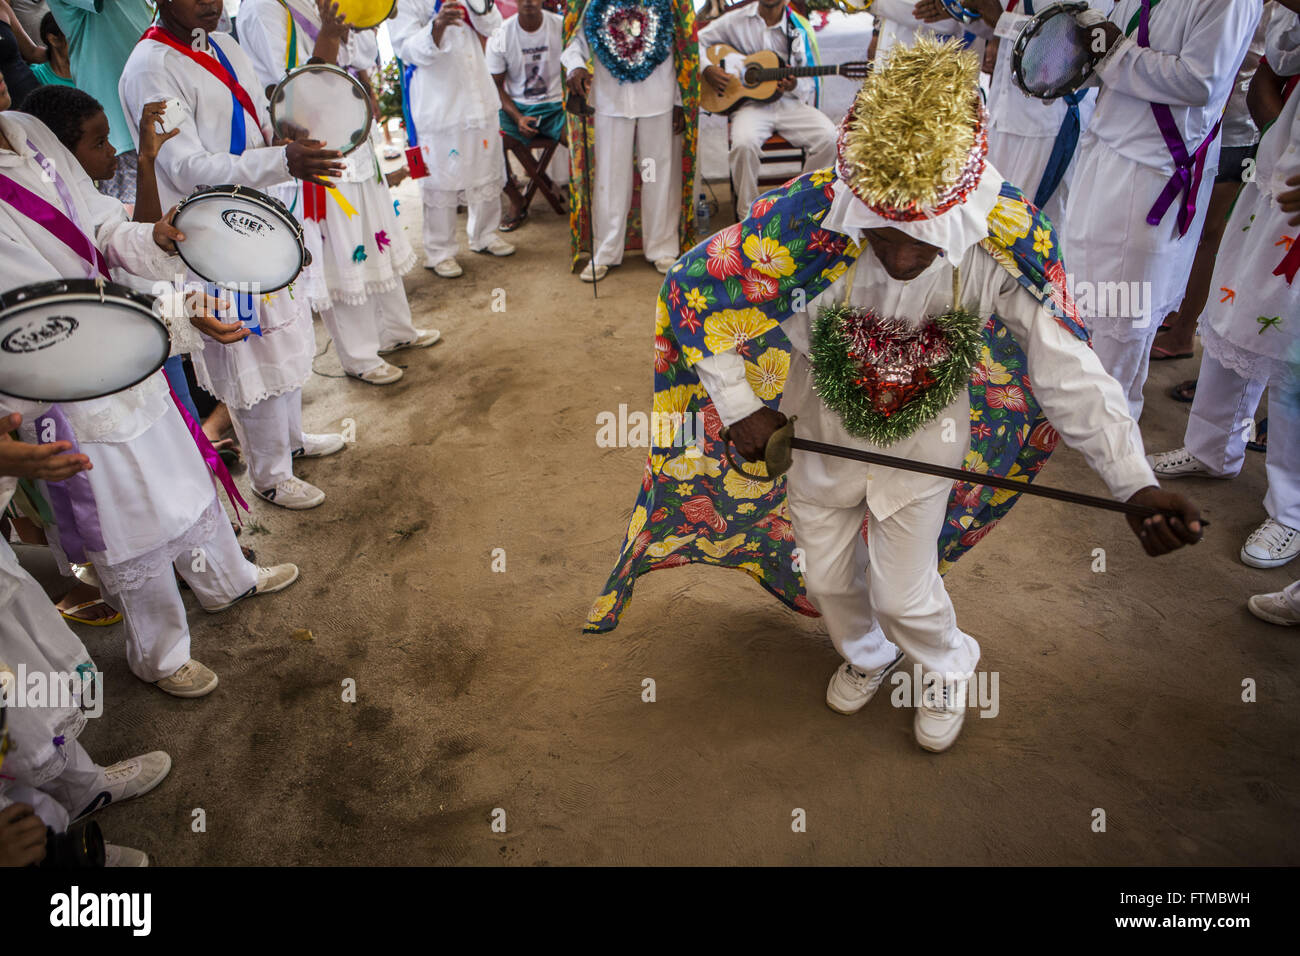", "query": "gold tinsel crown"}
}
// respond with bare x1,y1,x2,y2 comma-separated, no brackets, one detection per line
836,36,988,220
